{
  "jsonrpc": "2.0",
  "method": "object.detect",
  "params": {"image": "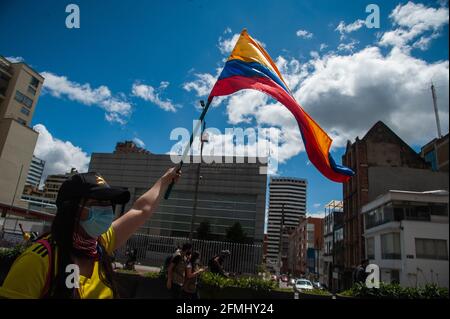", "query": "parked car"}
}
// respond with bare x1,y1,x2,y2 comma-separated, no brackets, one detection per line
289,278,296,286
280,274,289,282
294,279,314,292
312,281,325,290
